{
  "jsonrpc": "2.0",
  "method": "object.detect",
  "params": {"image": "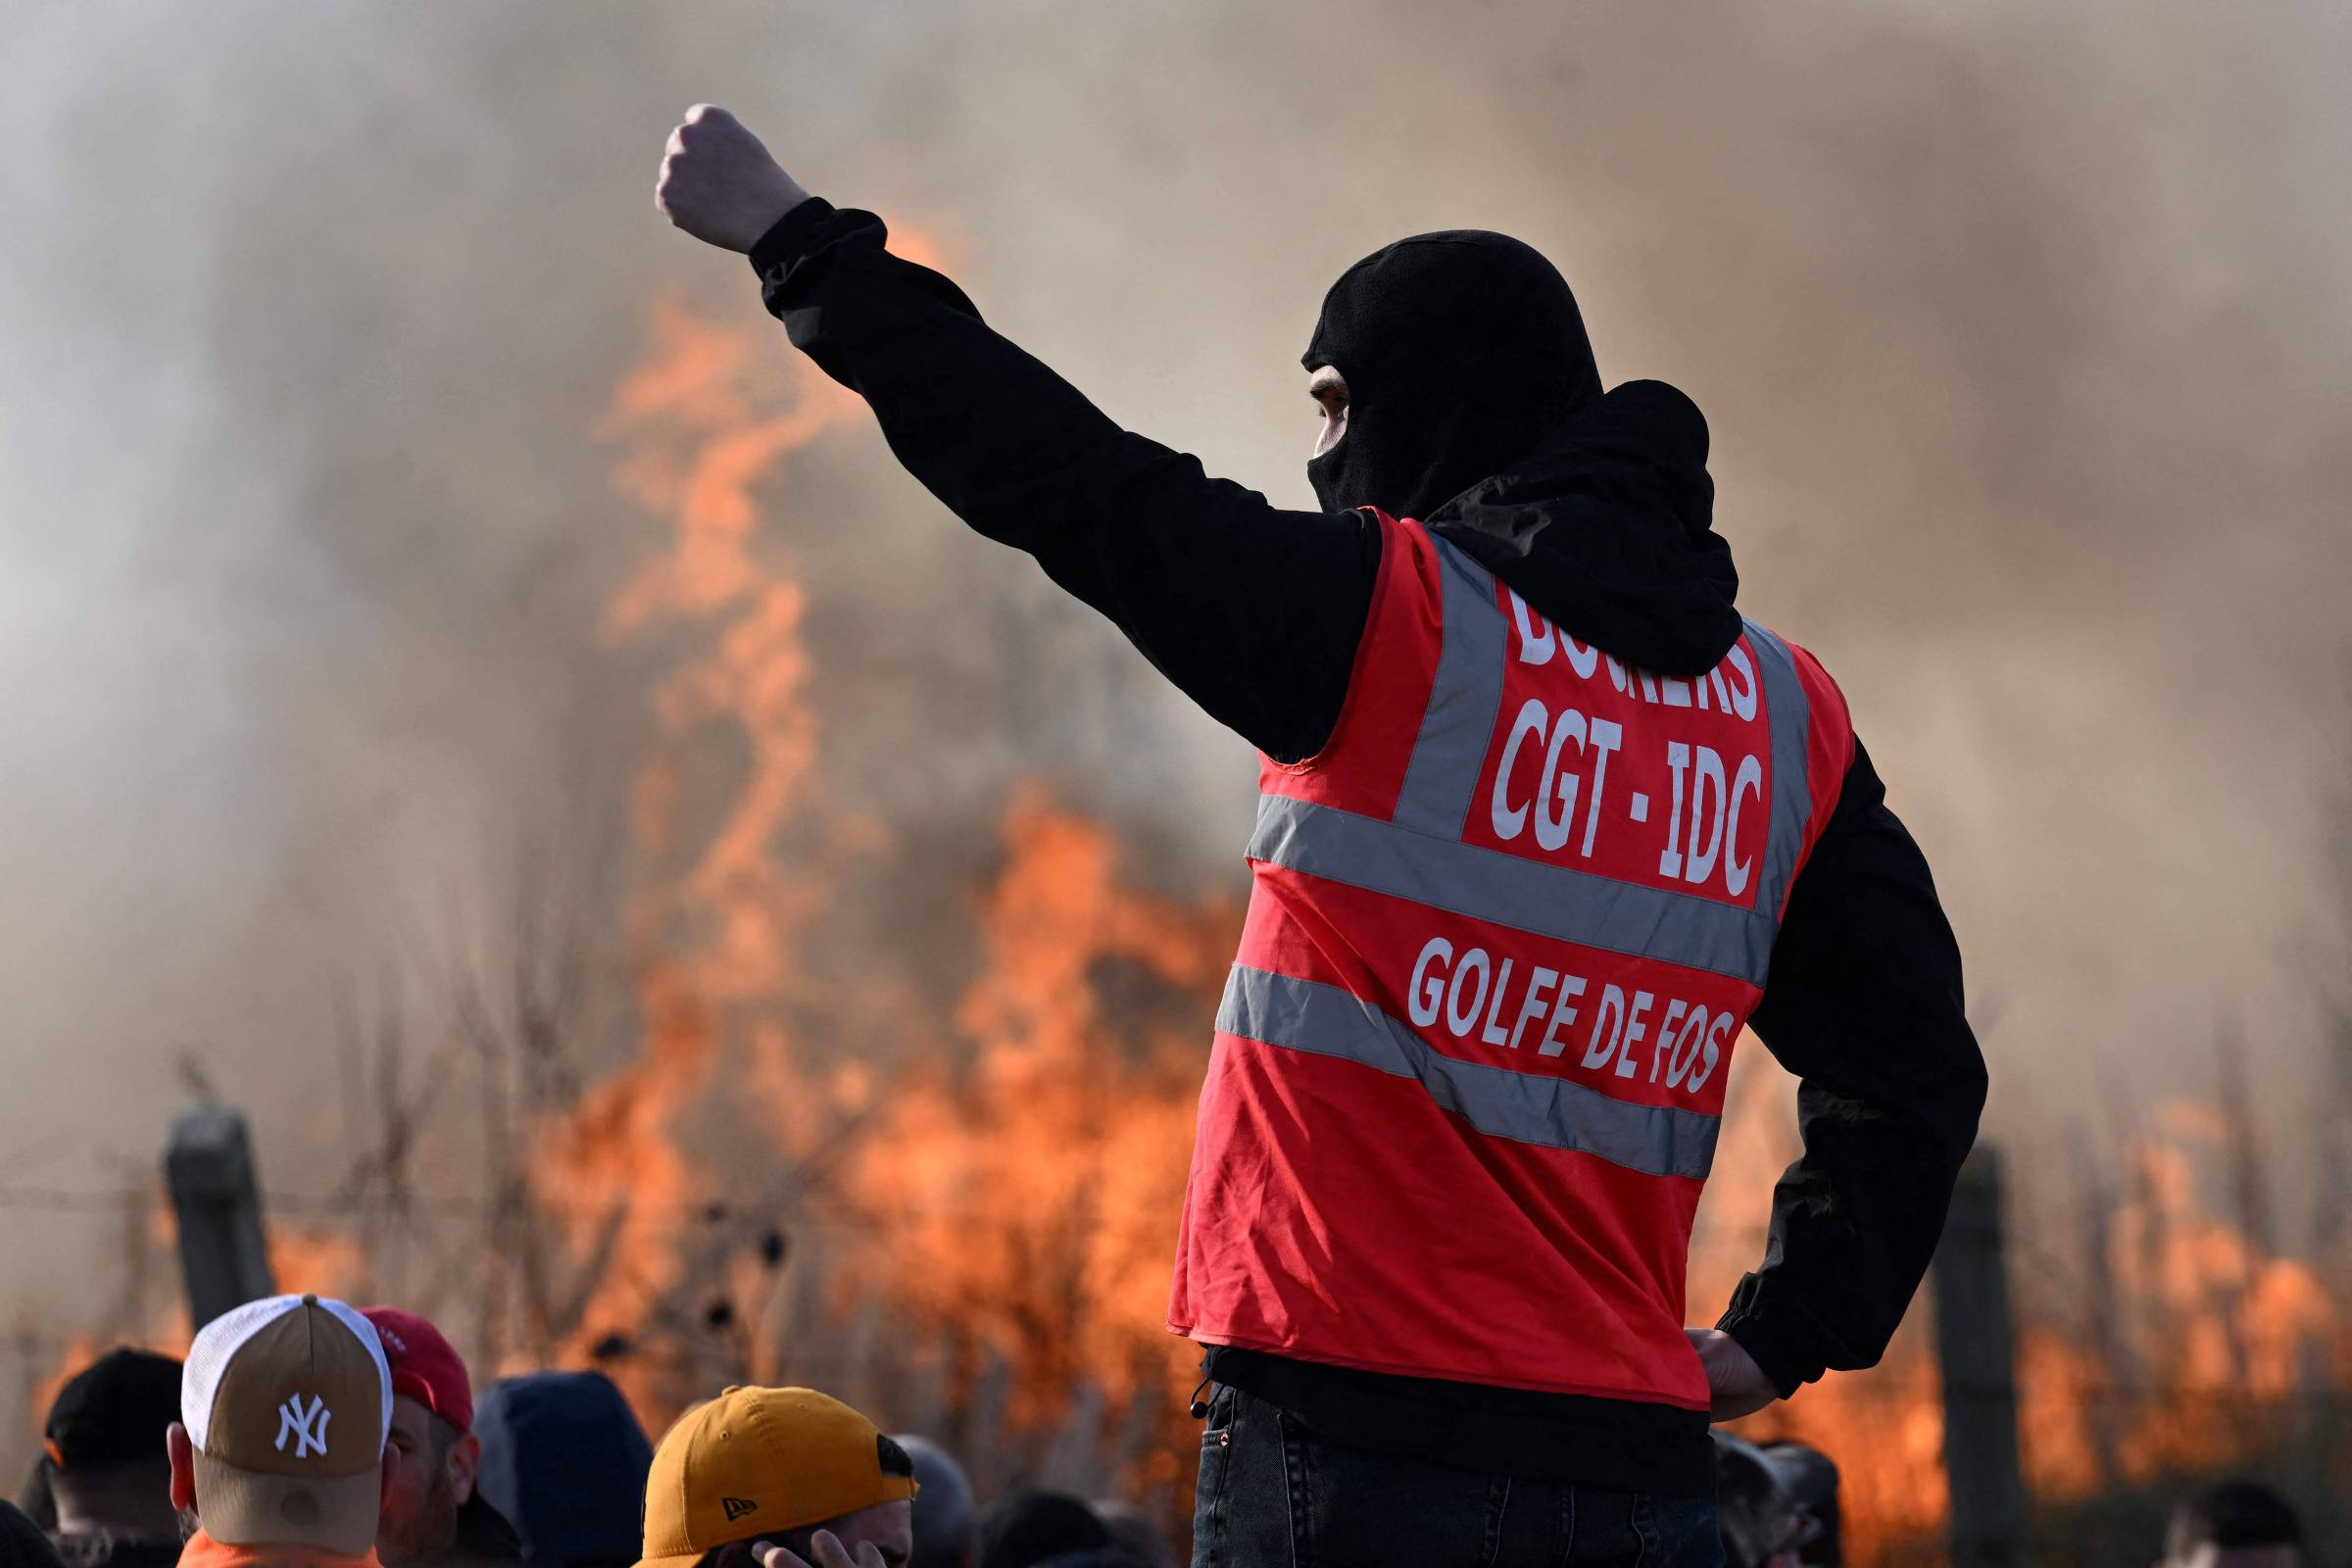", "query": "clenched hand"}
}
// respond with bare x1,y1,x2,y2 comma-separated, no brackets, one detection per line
656,105,809,253
1685,1327,1780,1422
